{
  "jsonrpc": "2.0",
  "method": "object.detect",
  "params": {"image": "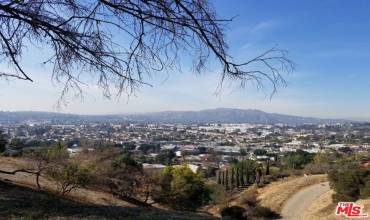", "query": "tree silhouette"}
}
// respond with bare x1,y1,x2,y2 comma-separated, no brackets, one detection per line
0,131,7,153
0,0,293,103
